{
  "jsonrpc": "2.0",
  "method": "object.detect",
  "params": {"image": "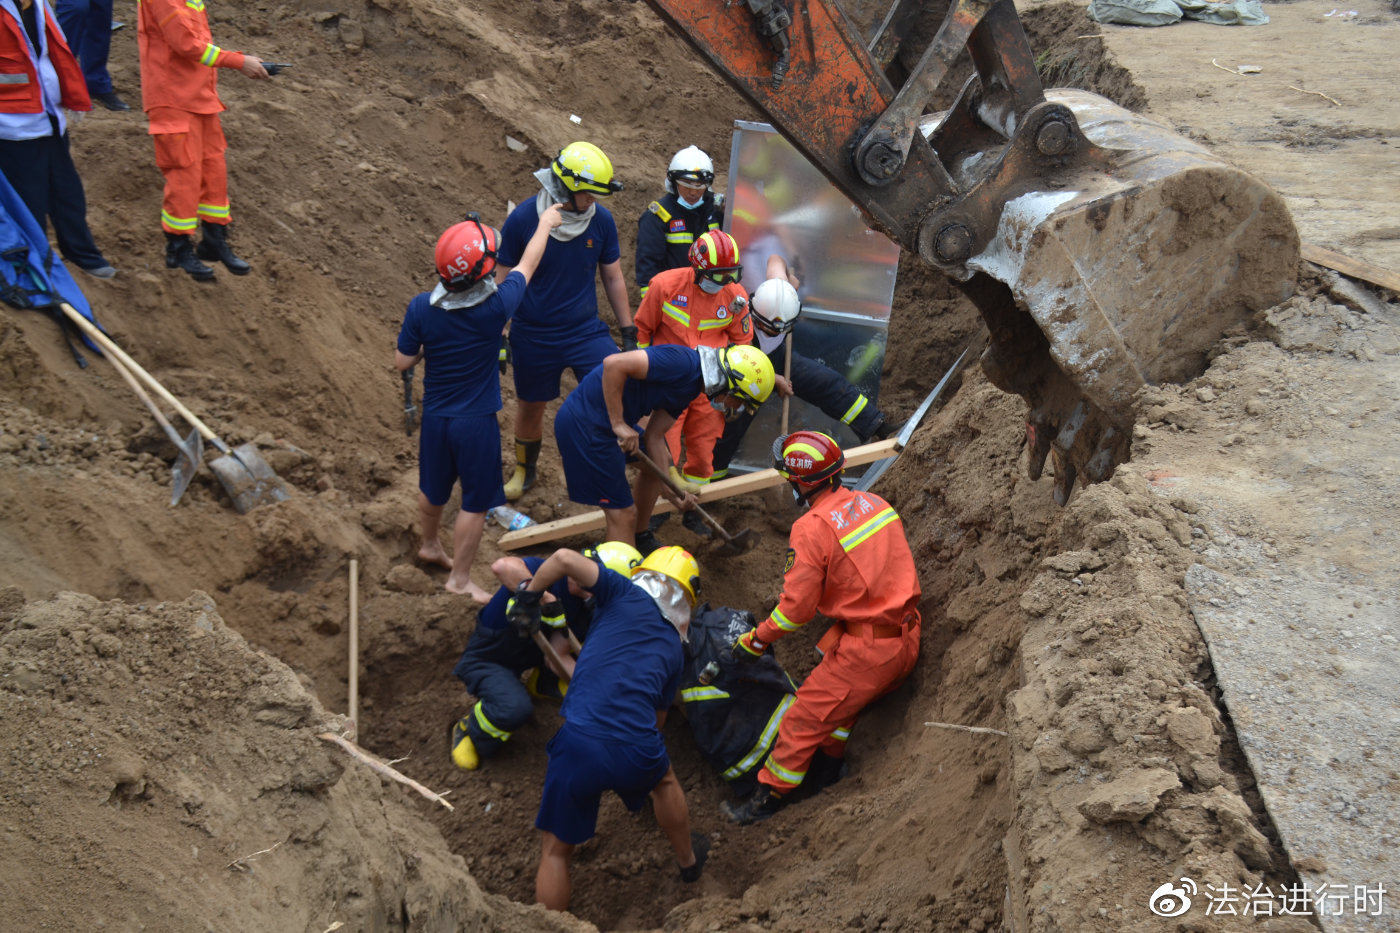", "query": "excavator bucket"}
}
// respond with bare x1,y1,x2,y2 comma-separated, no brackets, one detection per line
643,0,1298,503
